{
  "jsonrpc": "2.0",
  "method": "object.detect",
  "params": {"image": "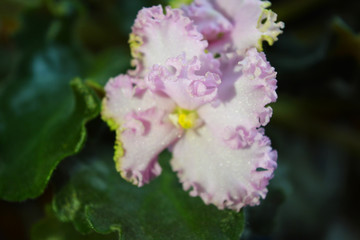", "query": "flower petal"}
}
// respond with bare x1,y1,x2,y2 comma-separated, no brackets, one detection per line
102,74,175,128
102,74,182,186
118,107,183,186
208,0,284,52
145,53,221,110
182,0,233,41
198,48,277,148
130,5,208,75
102,75,146,129
170,126,277,211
